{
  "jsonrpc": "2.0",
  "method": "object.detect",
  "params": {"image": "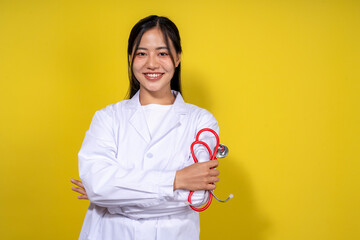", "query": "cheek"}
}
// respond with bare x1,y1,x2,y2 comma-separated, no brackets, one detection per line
160,59,175,72
132,60,143,73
